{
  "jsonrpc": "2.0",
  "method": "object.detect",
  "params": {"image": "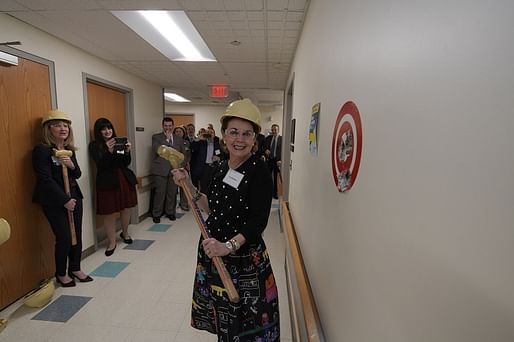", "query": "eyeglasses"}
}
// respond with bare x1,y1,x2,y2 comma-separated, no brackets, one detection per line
226,129,255,140
50,122,69,128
